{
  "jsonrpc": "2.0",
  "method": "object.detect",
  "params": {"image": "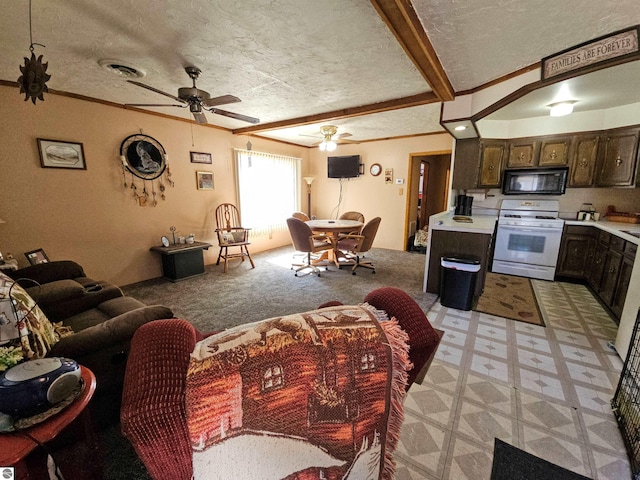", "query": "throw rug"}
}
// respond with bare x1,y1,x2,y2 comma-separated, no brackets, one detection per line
491,438,592,480
186,304,411,480
474,273,545,326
